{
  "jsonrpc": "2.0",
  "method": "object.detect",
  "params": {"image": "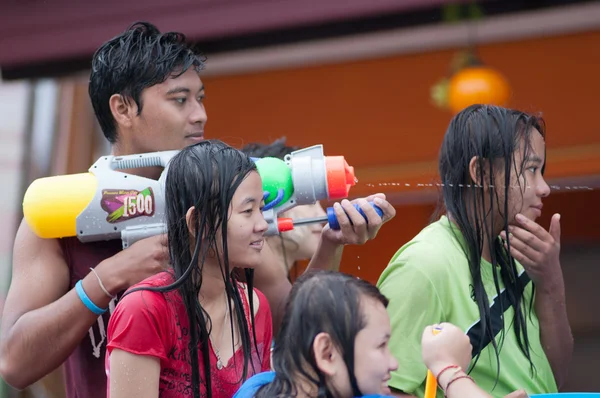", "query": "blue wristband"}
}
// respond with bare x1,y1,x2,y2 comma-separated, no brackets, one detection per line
76,280,107,315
